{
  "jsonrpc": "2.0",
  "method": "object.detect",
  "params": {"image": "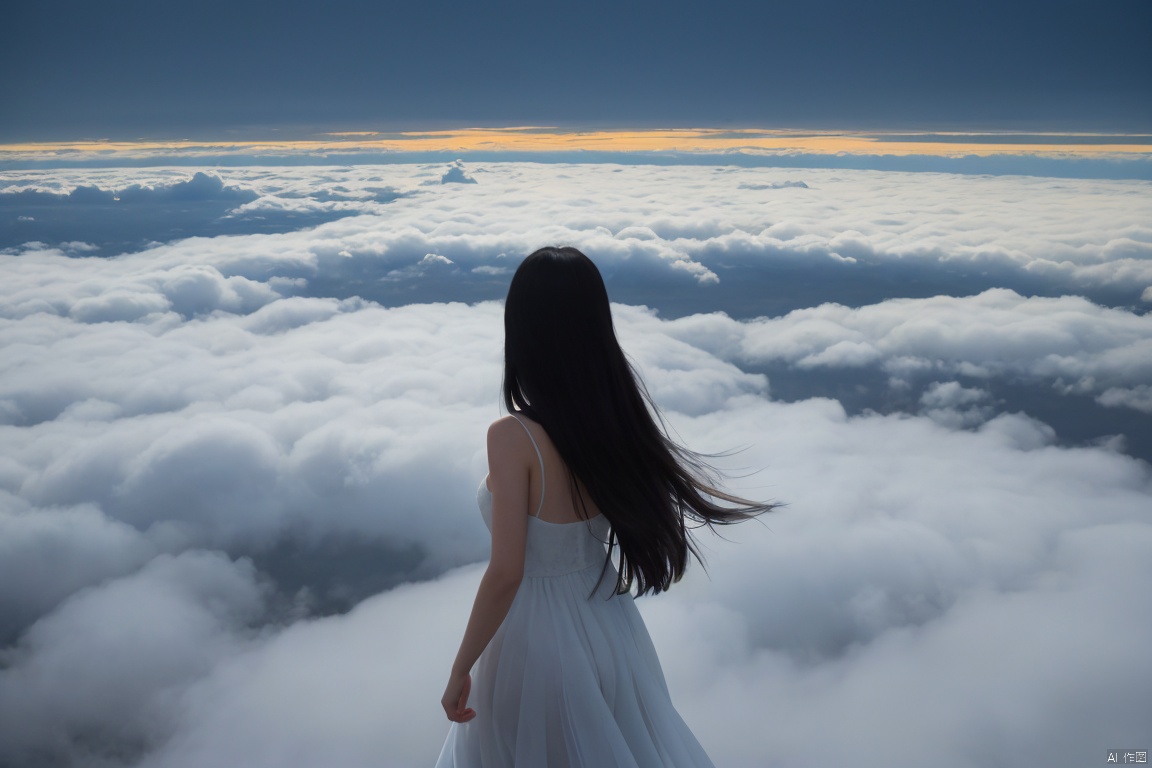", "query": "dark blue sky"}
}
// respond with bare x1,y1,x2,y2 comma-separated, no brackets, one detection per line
1,0,1150,140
